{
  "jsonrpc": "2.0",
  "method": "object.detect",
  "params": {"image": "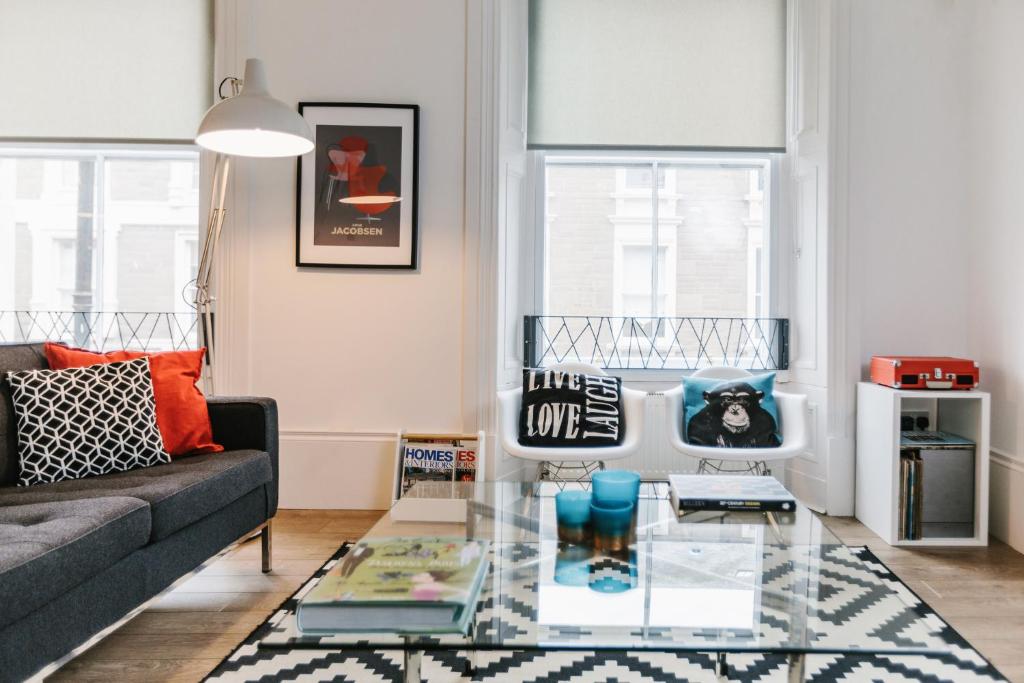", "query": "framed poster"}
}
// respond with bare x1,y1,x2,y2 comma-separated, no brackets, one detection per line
296,102,419,269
